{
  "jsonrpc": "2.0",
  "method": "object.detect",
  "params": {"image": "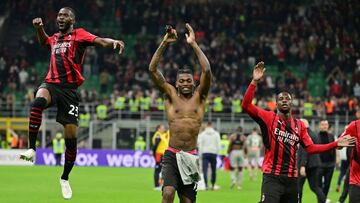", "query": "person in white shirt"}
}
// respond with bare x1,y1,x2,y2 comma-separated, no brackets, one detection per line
197,122,221,190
